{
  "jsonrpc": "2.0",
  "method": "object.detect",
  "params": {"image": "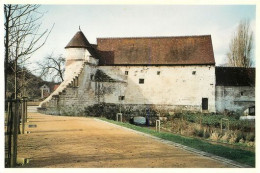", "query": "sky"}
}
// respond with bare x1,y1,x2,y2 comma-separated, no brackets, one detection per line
7,4,258,73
